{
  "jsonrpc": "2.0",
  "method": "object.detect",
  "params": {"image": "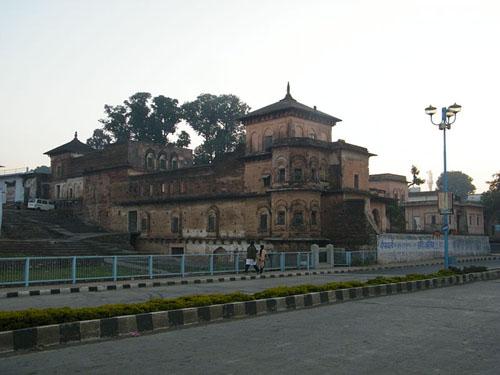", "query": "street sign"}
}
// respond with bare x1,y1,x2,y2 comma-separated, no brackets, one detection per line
442,224,449,232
